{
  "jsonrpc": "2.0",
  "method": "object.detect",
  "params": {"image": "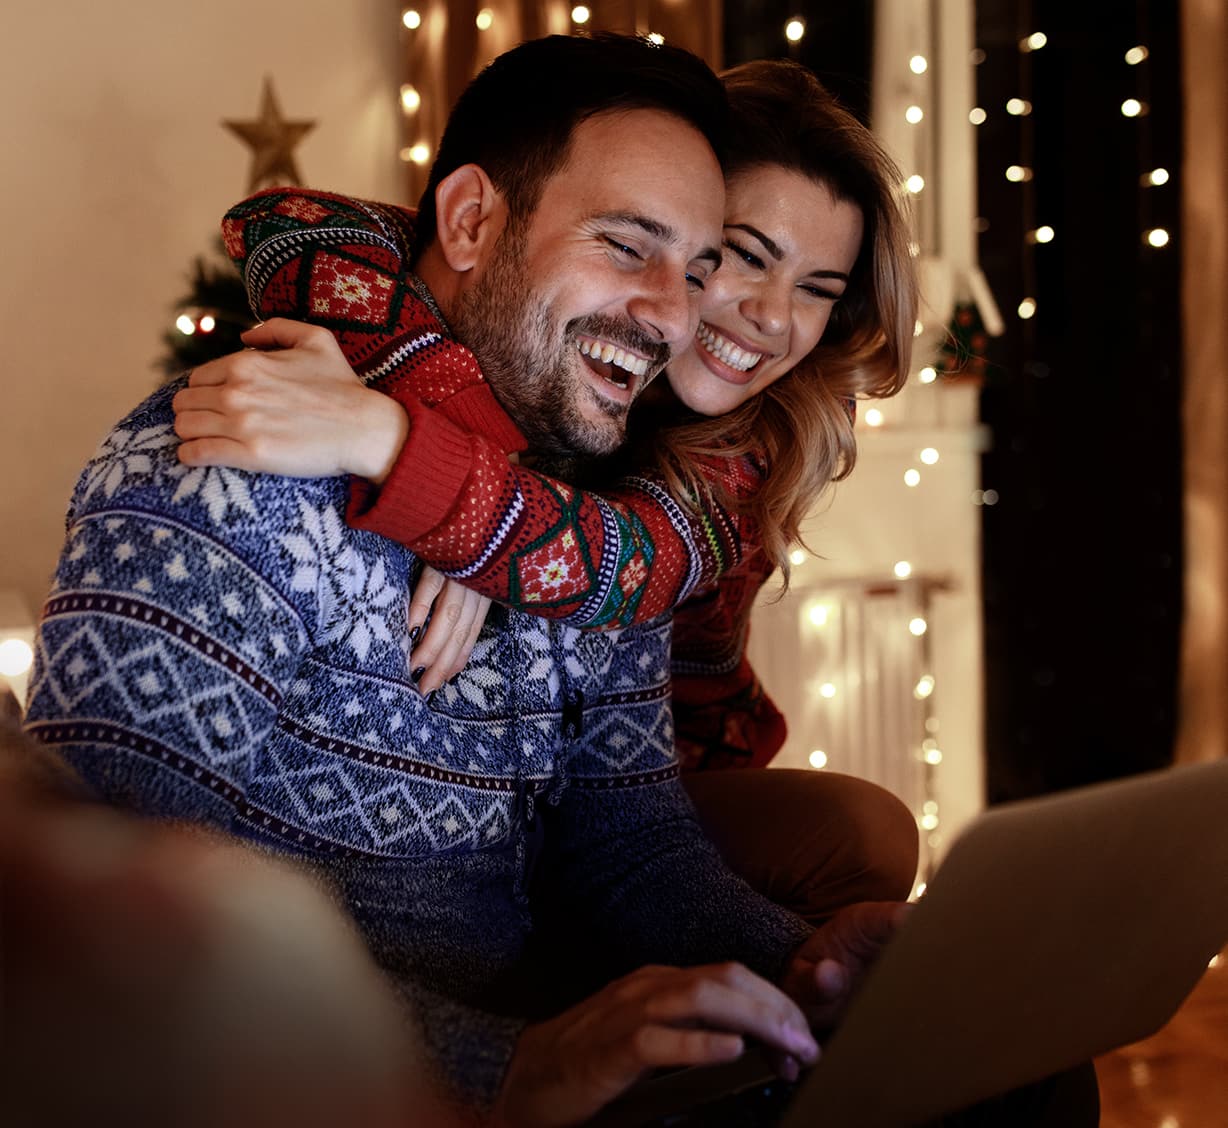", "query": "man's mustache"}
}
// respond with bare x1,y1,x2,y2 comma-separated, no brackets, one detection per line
569,314,672,381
